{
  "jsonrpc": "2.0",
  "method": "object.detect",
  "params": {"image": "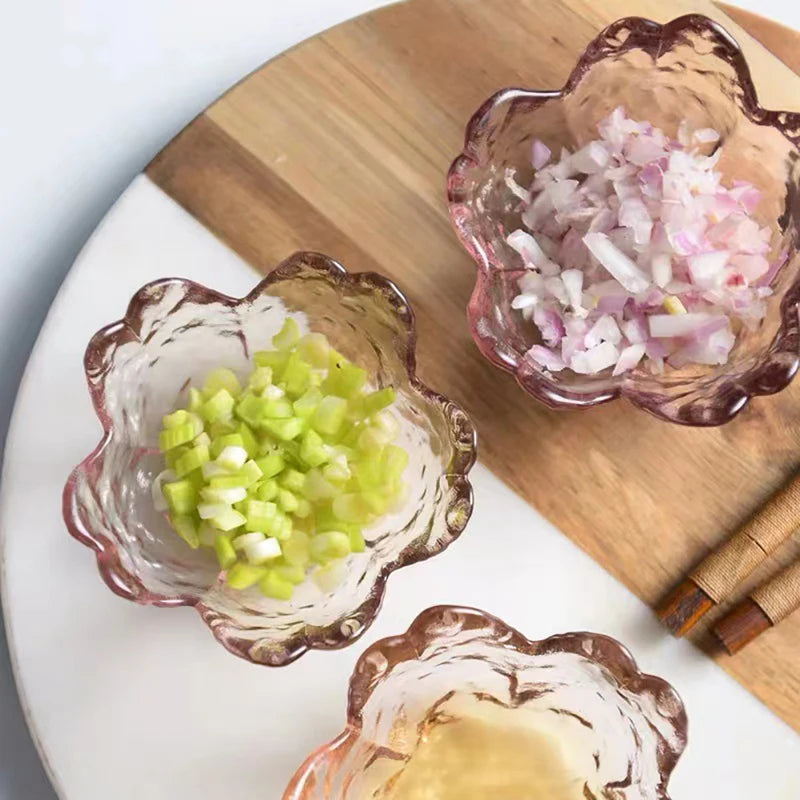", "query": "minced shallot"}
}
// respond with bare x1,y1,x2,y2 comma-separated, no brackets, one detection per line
508,107,778,376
